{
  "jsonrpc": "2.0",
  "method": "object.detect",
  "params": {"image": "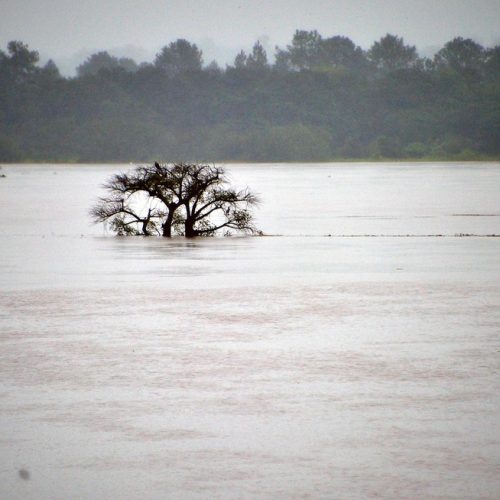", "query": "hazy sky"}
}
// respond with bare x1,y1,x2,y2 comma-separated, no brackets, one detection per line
1,0,499,74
